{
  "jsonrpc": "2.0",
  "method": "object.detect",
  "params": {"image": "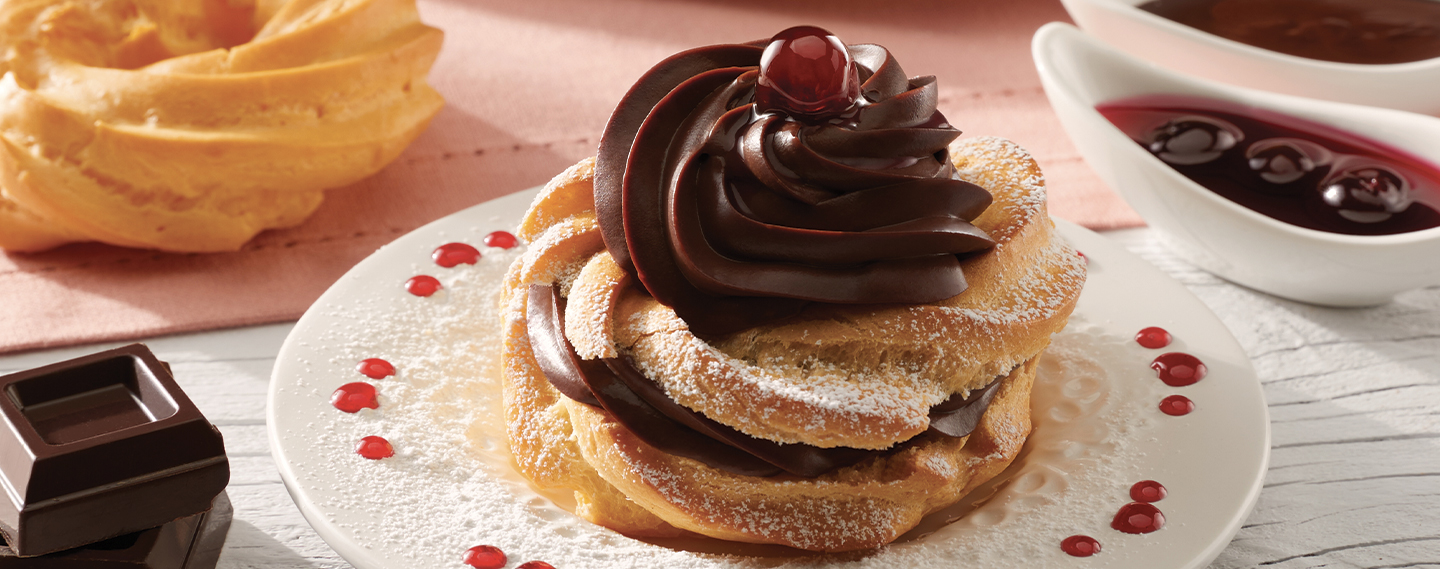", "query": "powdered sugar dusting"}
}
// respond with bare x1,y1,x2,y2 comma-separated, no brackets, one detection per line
953,136,1048,243
275,234,1163,567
